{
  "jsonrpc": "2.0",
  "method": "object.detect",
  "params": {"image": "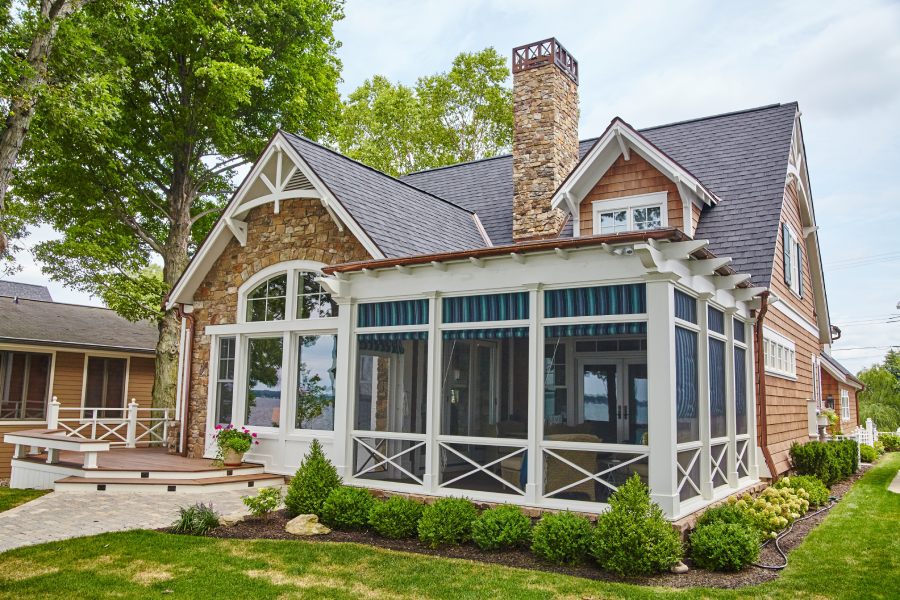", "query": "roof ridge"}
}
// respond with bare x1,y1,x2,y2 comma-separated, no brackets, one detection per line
0,280,48,288
280,131,478,217
402,152,514,176
639,102,796,132
0,296,117,312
